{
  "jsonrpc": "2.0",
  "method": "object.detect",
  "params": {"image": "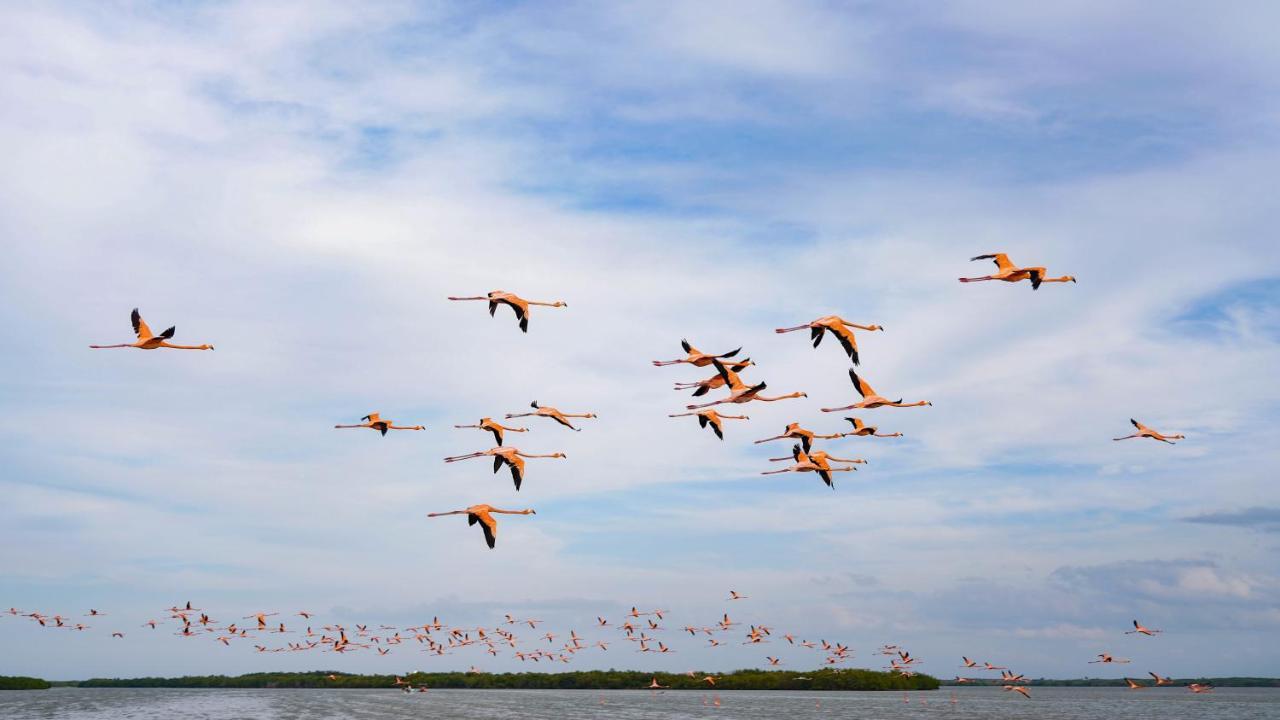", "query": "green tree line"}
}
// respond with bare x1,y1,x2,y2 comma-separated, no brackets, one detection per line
0,676,52,690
